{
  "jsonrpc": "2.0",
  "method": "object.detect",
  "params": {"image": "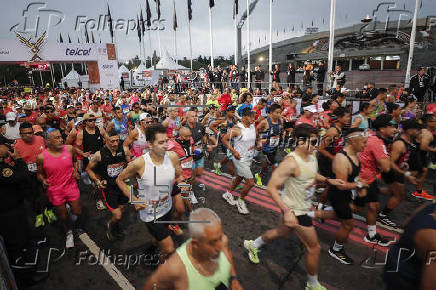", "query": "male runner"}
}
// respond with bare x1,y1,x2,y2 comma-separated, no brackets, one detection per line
222,107,258,215
243,124,344,290
359,114,397,245
379,119,419,228
86,129,130,241
144,208,243,290
255,103,283,186
116,124,182,262
123,113,152,159
106,107,129,141
36,129,81,248
413,114,436,200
